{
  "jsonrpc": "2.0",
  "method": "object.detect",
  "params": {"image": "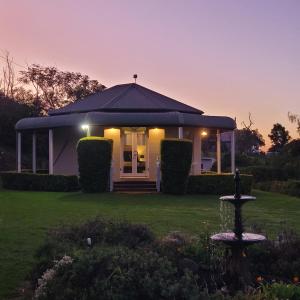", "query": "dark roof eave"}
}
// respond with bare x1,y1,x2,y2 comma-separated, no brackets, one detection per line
15,112,236,131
